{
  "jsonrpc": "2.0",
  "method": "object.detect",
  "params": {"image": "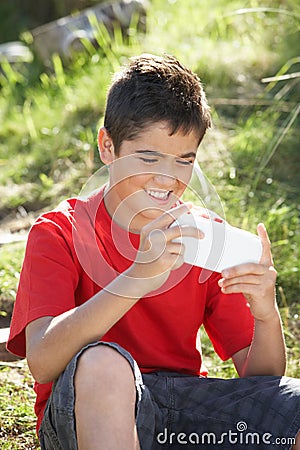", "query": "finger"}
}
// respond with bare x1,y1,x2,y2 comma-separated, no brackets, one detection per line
221,262,266,279
220,267,277,296
143,202,192,233
165,241,186,255
164,224,204,242
147,225,202,249
219,283,260,295
257,223,274,266
218,274,262,289
141,228,197,263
